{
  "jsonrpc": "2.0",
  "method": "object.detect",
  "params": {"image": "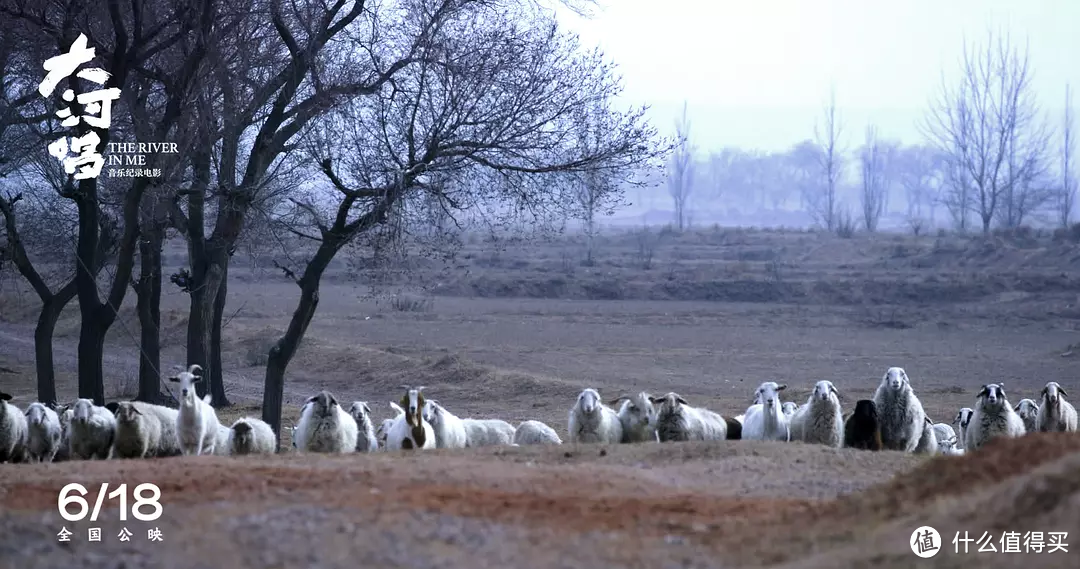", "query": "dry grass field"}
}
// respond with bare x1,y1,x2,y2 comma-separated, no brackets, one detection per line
1,226,1079,567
